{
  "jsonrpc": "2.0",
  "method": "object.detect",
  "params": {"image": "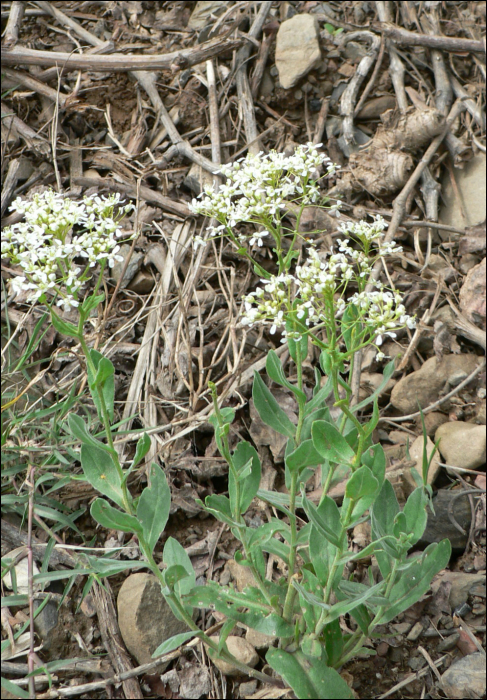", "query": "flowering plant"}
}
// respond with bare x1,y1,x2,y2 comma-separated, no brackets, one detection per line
1,156,450,699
